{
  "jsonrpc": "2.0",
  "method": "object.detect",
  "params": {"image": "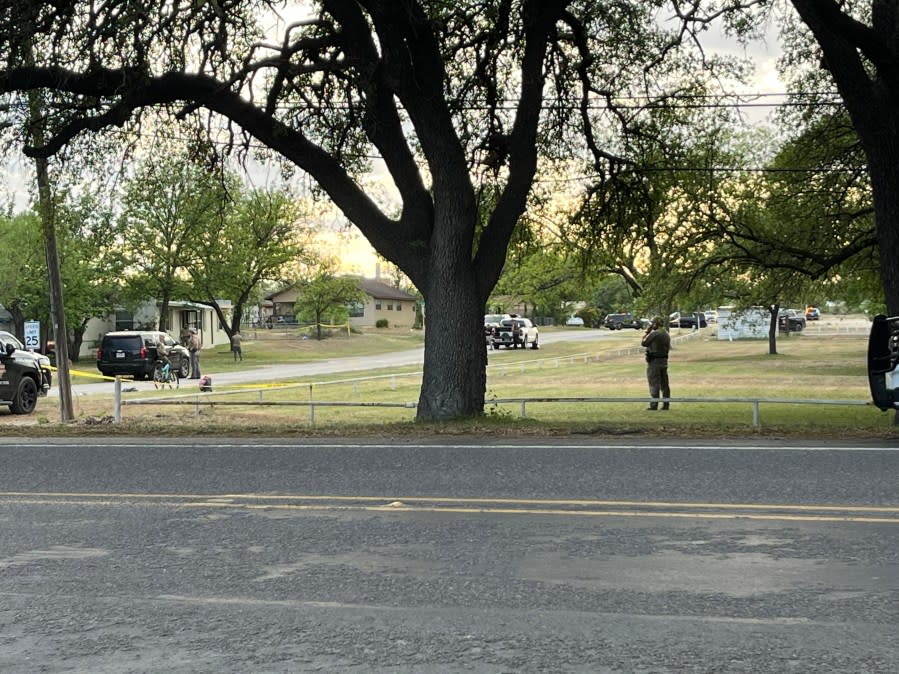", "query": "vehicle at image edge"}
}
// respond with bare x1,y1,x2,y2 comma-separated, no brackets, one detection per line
603,312,643,330
778,309,807,332
96,330,192,380
0,331,52,414
491,316,539,349
669,312,708,329
805,306,821,320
